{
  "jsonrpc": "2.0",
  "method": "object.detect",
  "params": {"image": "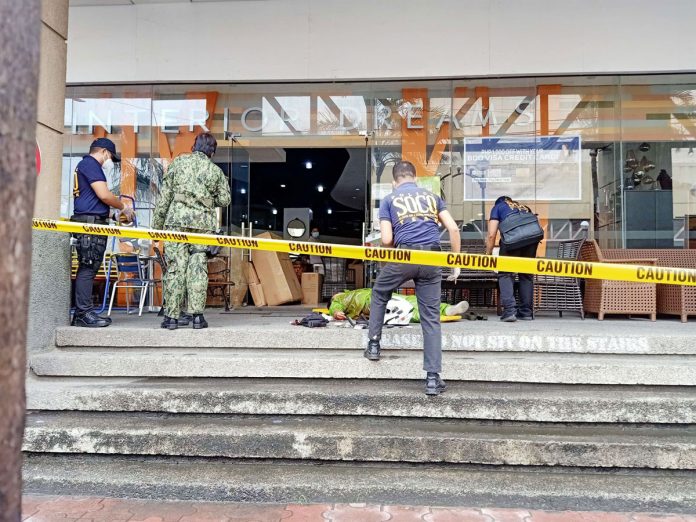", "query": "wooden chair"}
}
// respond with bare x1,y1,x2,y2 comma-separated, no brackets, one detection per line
580,240,657,321
207,255,235,311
